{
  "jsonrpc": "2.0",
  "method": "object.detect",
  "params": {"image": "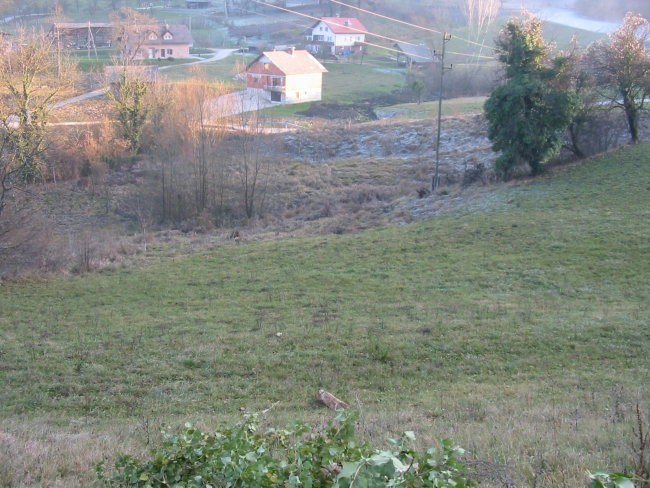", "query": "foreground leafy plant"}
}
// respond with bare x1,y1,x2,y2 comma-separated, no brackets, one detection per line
97,411,473,487
587,471,635,488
